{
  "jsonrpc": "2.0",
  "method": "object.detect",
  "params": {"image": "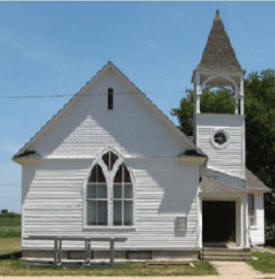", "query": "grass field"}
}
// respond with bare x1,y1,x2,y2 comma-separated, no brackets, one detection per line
0,260,217,276
0,212,21,237
0,238,217,276
247,251,275,274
